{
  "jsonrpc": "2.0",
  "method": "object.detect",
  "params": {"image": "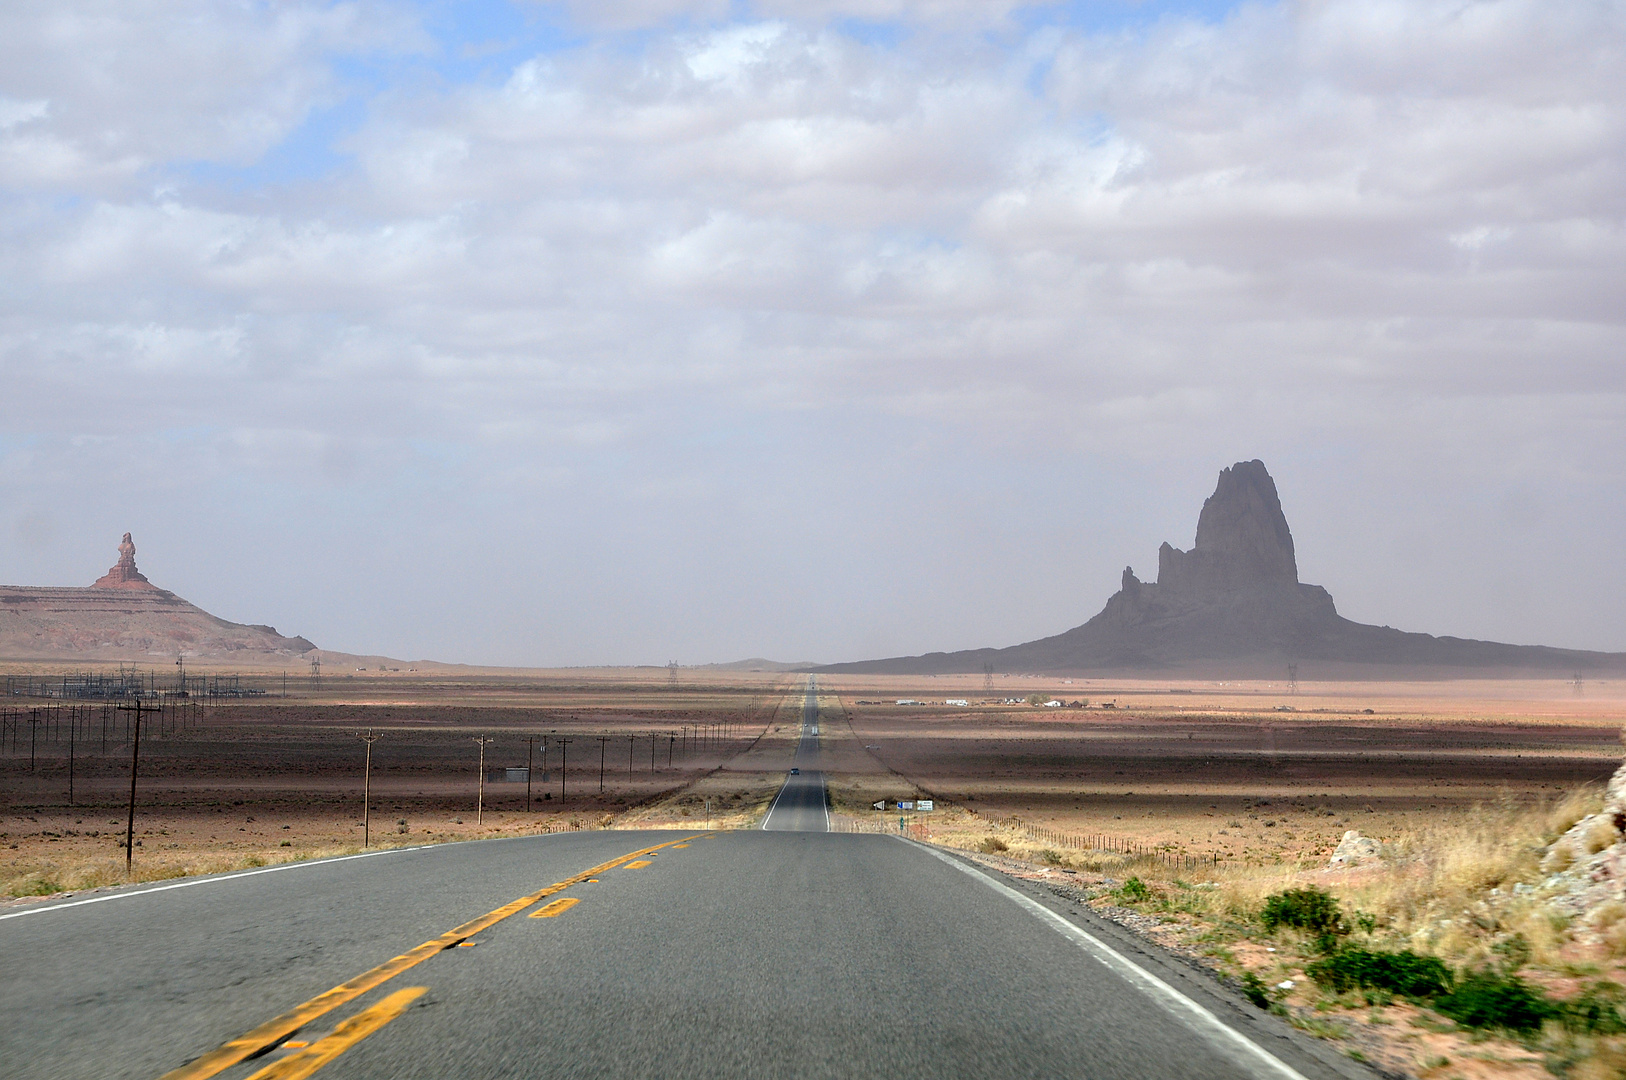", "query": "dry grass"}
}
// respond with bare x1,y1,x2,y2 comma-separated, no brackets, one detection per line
917,784,1626,1078
2,843,369,898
